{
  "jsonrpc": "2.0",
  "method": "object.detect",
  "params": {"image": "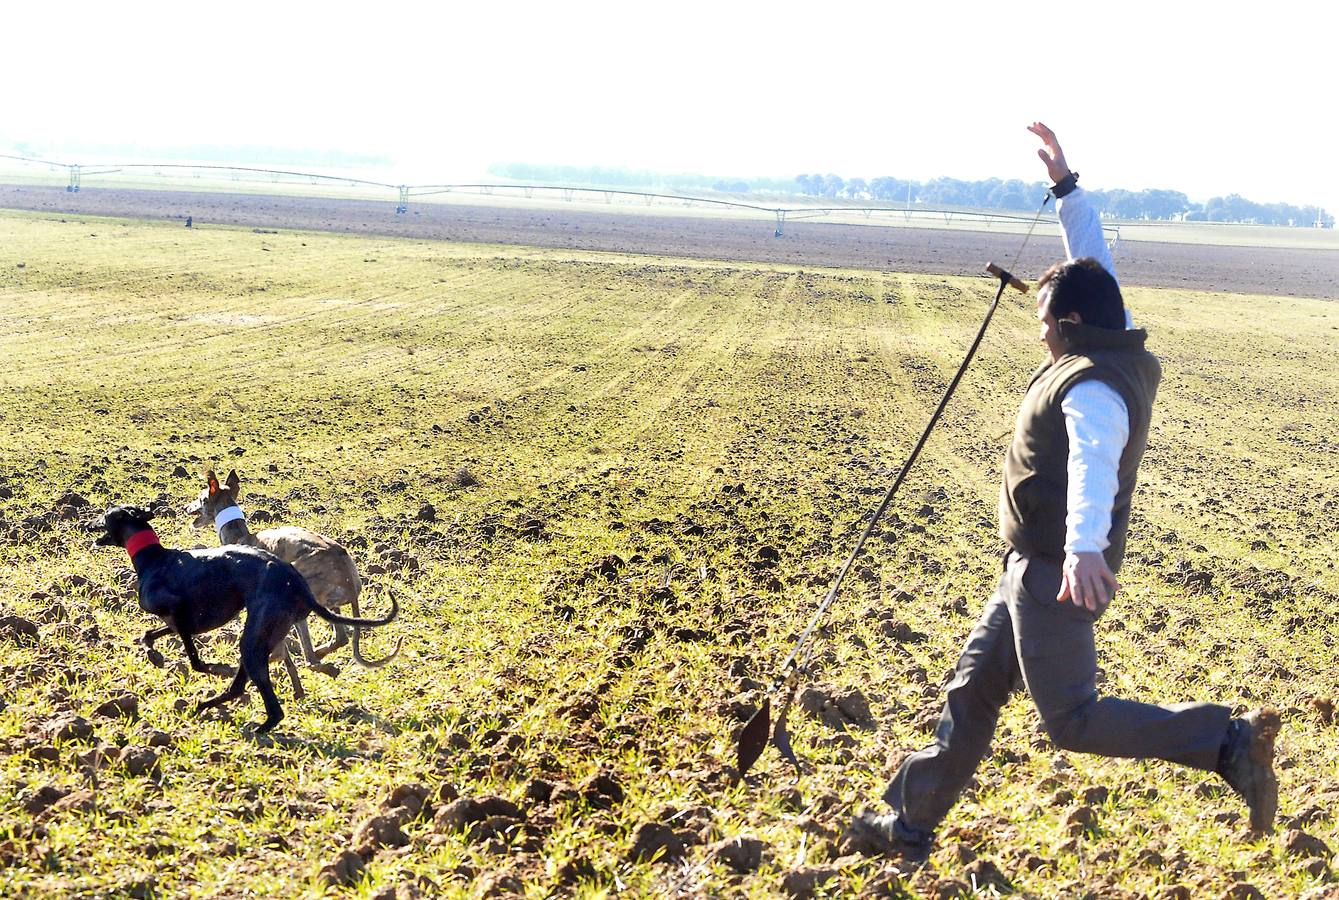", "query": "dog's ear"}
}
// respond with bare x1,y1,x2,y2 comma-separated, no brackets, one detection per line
226,470,241,498
207,471,220,496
